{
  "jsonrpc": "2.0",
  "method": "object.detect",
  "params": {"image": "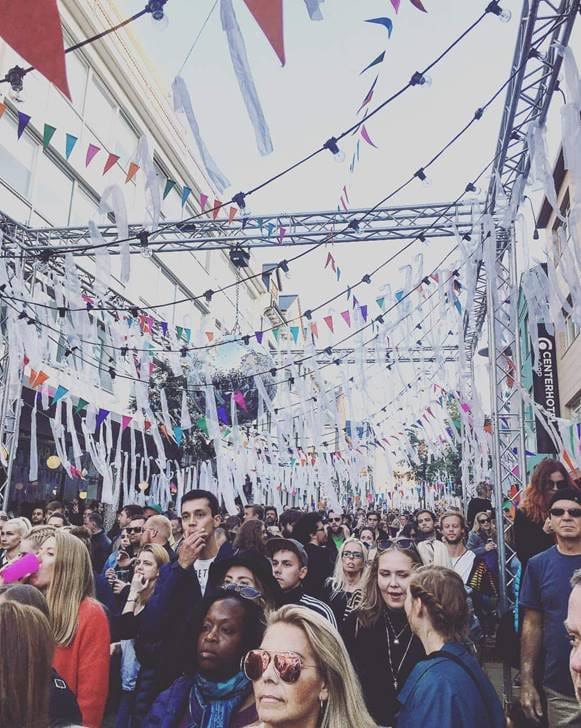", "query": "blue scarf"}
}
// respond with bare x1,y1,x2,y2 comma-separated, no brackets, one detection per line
187,671,252,728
